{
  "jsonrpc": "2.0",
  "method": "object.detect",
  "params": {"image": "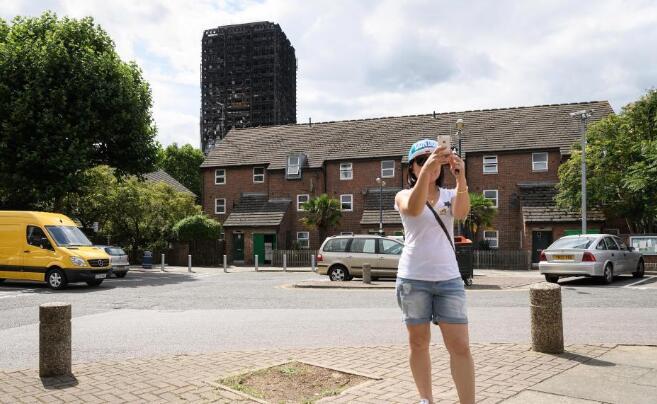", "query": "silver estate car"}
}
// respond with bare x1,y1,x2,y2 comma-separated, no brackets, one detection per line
539,234,645,284
96,245,130,278
316,235,404,281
